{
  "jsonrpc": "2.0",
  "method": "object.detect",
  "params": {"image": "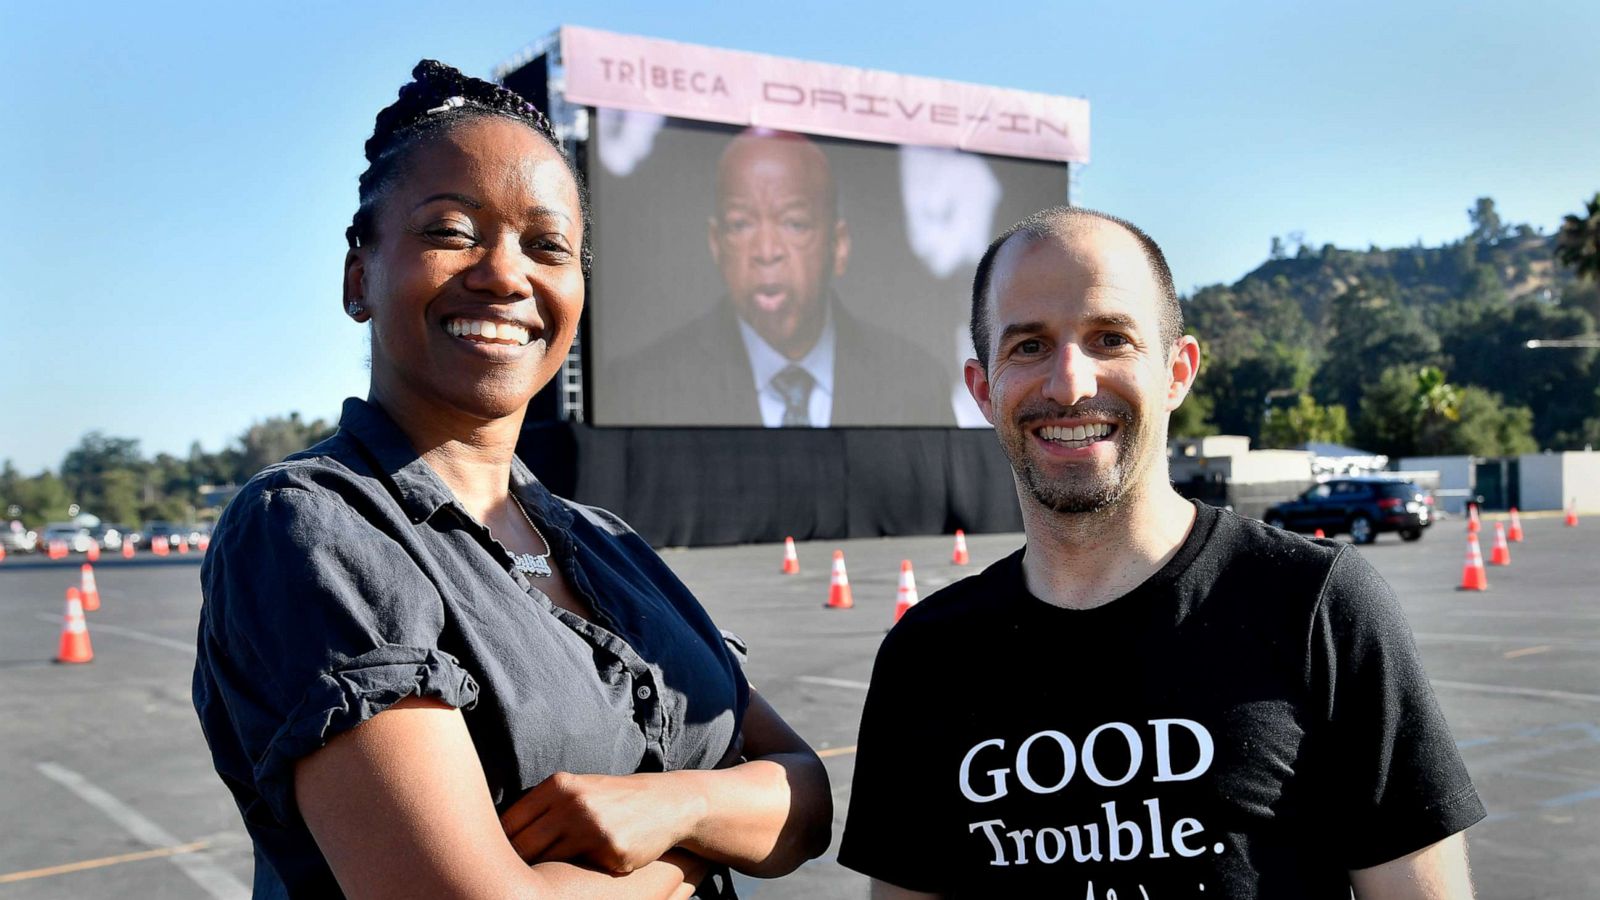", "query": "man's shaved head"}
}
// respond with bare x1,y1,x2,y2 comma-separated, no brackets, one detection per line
716,129,838,223
970,207,1181,370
